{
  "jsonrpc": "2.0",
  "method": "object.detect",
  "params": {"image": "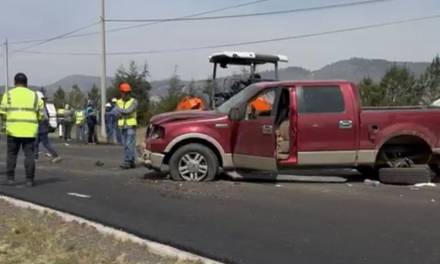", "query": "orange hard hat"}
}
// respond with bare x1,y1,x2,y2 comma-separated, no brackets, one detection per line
119,82,132,93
